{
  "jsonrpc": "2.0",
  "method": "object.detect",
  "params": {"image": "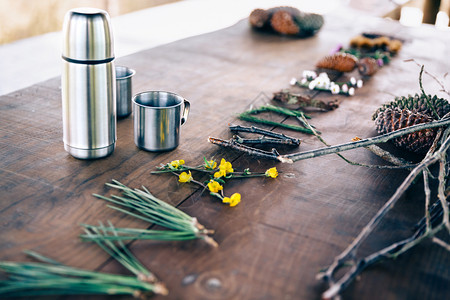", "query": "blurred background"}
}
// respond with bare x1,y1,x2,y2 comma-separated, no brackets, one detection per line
0,0,178,45
0,0,449,95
